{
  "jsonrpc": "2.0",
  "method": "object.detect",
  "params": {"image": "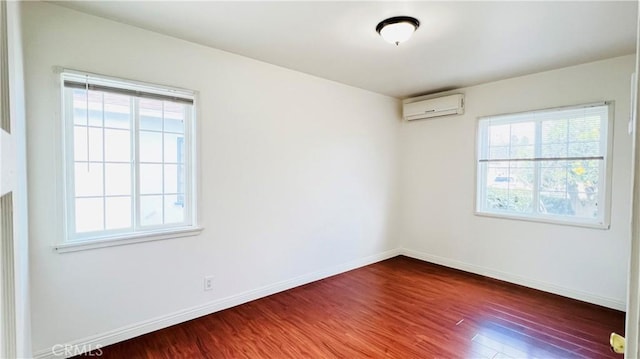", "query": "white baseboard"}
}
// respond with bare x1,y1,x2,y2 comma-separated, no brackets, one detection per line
400,247,626,311
32,248,401,359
